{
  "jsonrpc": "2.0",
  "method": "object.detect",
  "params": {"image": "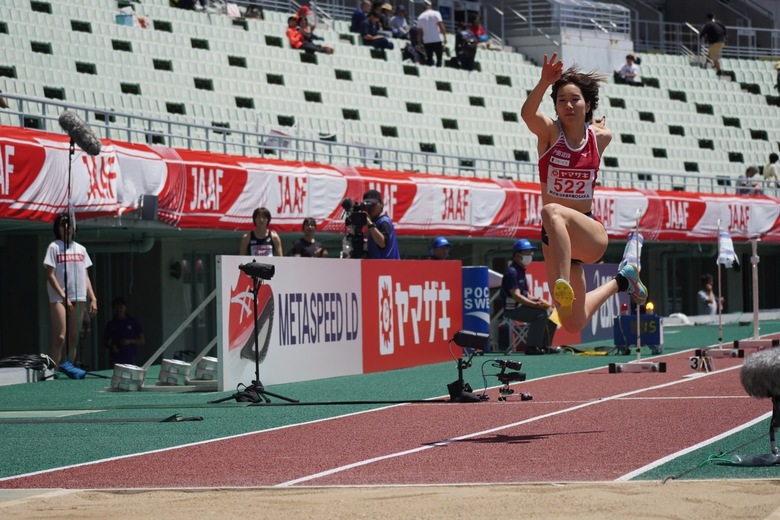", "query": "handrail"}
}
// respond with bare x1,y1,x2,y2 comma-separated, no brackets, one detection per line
509,7,560,46
142,288,217,370
590,17,609,34
3,91,780,198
